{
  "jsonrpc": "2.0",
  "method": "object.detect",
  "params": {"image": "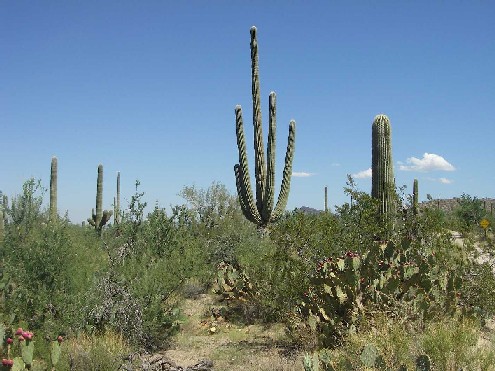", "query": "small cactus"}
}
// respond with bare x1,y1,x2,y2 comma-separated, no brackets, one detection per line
412,178,419,215
114,171,121,225
88,164,113,235
49,156,58,221
324,186,328,213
